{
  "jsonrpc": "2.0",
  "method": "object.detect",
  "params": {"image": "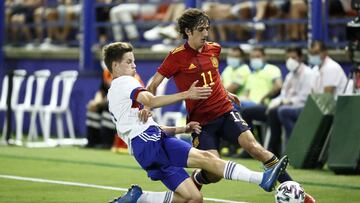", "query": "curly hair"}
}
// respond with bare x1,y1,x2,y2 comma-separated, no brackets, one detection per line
177,8,210,40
